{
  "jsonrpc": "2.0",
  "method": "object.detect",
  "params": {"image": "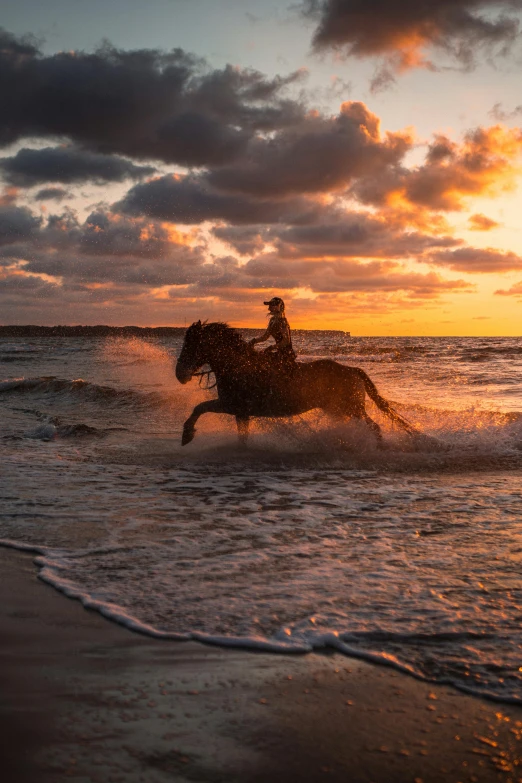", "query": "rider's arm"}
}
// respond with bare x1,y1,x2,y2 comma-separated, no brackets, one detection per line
250,320,275,346
250,328,271,346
